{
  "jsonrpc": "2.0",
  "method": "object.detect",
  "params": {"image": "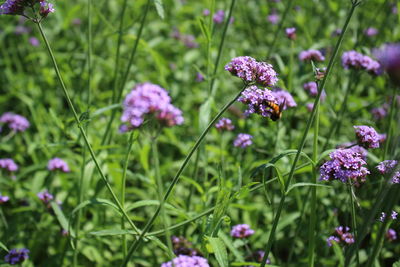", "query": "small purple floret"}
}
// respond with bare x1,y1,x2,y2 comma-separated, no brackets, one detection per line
0,194,10,203
0,158,18,172
47,158,70,172
386,229,397,241
234,133,253,148
37,189,54,205
354,125,380,149
237,86,278,118
215,118,235,131
230,224,255,238
376,160,398,174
